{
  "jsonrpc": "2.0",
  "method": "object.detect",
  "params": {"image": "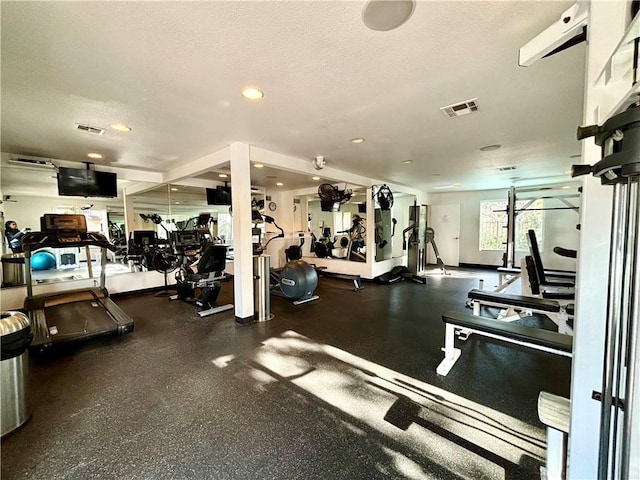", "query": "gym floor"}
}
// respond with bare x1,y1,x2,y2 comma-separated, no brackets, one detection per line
1,268,571,480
